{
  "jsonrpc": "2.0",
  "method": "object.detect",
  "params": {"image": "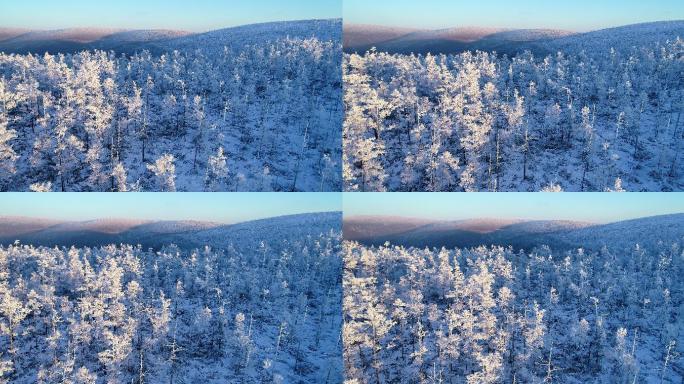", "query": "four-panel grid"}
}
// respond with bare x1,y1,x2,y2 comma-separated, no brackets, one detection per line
0,1,682,383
